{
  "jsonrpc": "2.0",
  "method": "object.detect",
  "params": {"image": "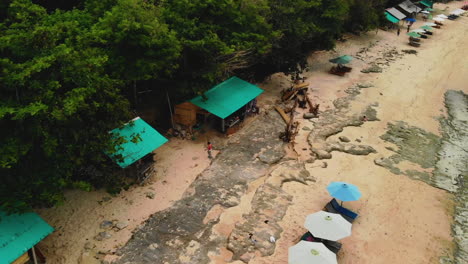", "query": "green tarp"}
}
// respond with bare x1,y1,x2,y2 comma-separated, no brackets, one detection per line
0,211,54,264
419,0,433,8
108,117,168,168
190,77,264,119
385,12,400,23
